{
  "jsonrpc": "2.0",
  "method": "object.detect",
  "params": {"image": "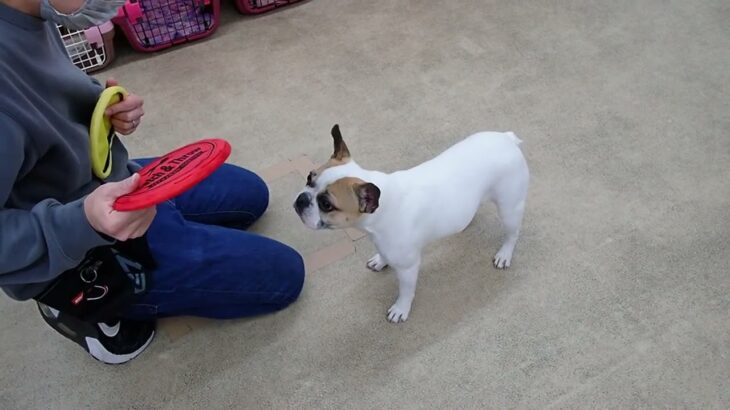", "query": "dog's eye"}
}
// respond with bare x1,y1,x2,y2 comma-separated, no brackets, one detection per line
306,171,316,187
317,195,334,213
